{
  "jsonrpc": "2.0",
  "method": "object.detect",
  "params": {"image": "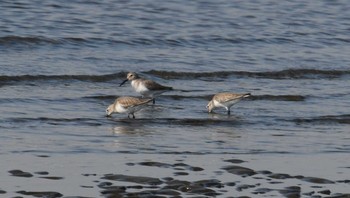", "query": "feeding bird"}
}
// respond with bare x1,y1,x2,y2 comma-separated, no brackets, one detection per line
106,96,153,119
206,92,251,115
